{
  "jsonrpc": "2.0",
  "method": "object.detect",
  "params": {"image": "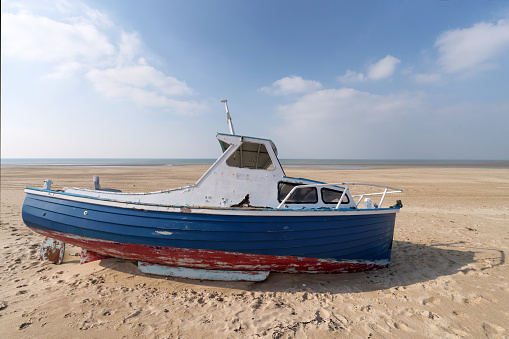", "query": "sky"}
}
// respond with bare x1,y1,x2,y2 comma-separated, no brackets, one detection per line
2,0,509,160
